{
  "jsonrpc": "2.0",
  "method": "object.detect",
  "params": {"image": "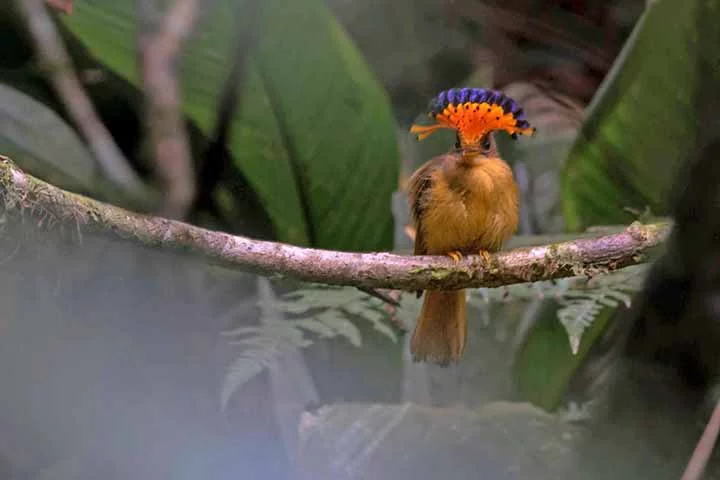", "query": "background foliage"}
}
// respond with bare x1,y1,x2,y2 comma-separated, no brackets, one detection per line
2,0,720,477
2,0,399,251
